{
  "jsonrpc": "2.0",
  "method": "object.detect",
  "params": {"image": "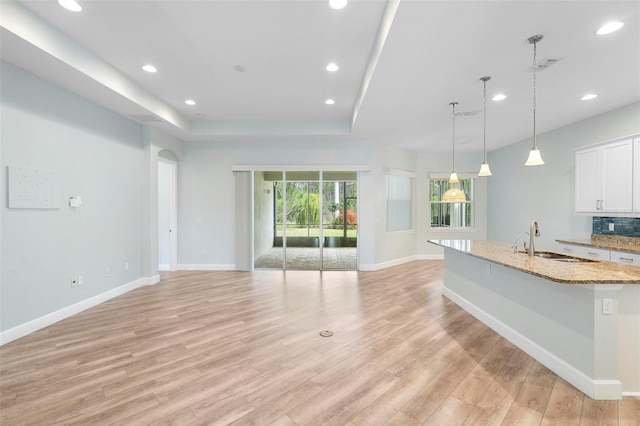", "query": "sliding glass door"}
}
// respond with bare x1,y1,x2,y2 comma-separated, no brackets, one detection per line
253,170,357,270
321,173,357,270
281,172,320,269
